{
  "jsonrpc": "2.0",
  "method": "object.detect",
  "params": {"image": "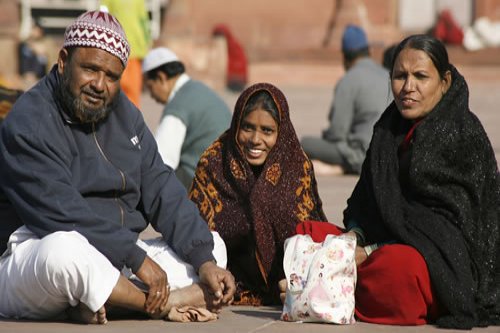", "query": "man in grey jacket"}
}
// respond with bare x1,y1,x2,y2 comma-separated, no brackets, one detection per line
142,47,231,189
0,11,234,324
301,25,392,175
